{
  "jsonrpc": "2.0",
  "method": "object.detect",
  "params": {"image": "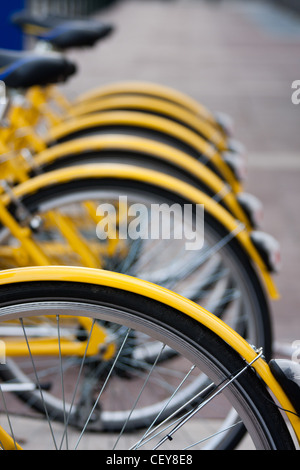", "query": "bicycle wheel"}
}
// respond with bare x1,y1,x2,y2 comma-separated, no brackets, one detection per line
0,171,273,448
67,95,230,152
37,137,251,228
0,279,294,450
1,173,272,349
46,111,240,190
75,81,226,134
